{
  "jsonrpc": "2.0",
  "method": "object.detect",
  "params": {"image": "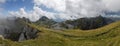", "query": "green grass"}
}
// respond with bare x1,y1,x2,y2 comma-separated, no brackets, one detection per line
1,21,120,46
